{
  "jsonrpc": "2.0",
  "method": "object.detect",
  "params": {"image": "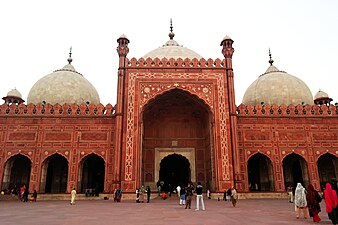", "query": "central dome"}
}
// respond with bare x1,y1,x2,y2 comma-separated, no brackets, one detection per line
242,59,313,106
27,58,100,105
143,23,202,60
